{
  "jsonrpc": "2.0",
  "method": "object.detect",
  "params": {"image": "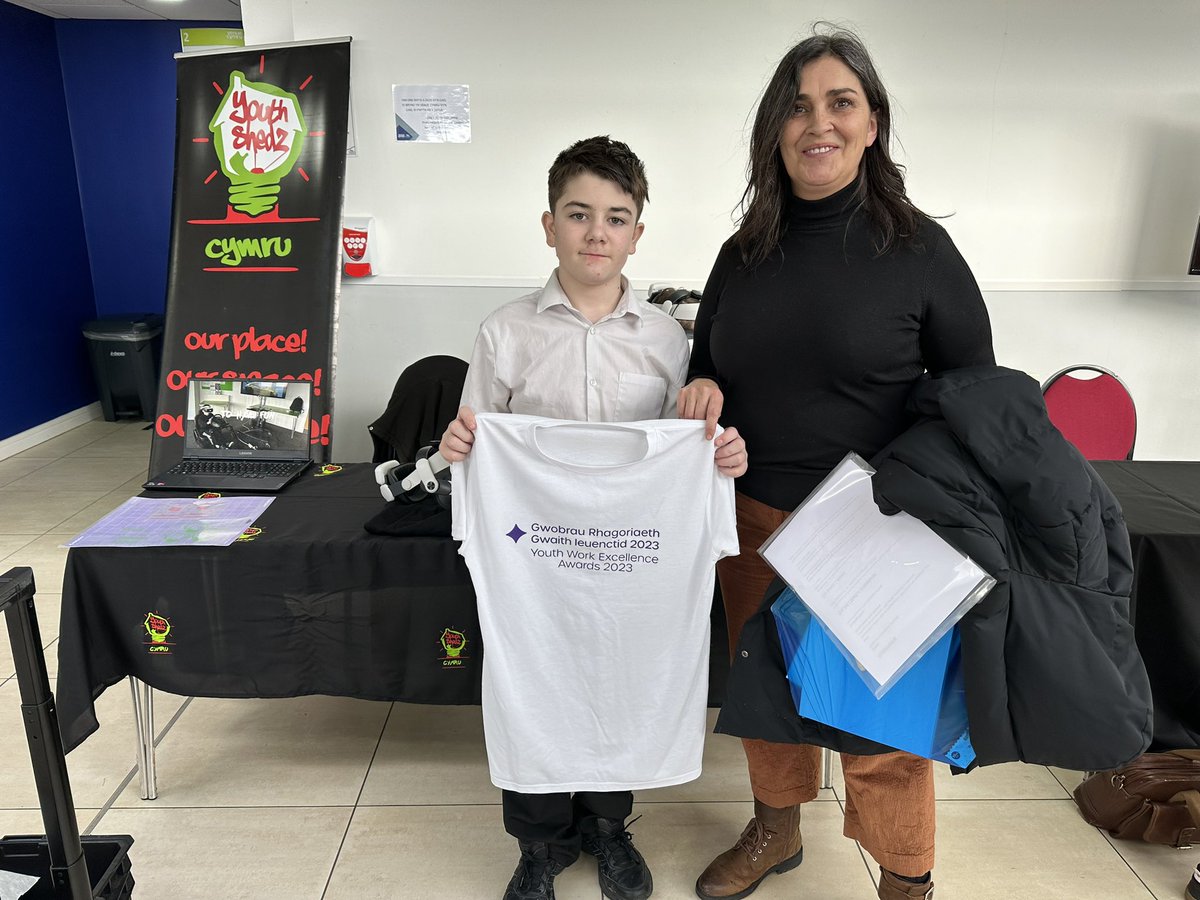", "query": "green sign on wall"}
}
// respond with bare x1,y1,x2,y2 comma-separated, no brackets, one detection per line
179,29,246,53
